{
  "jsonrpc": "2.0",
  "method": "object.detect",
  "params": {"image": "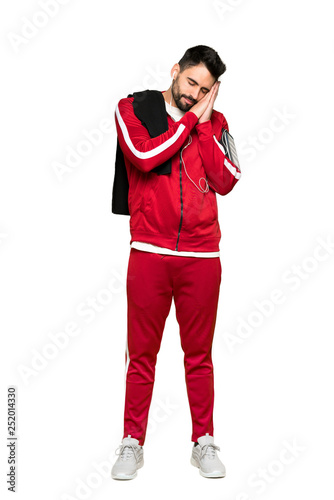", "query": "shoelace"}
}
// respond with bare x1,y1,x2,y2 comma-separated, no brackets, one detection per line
200,443,220,460
115,444,141,463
